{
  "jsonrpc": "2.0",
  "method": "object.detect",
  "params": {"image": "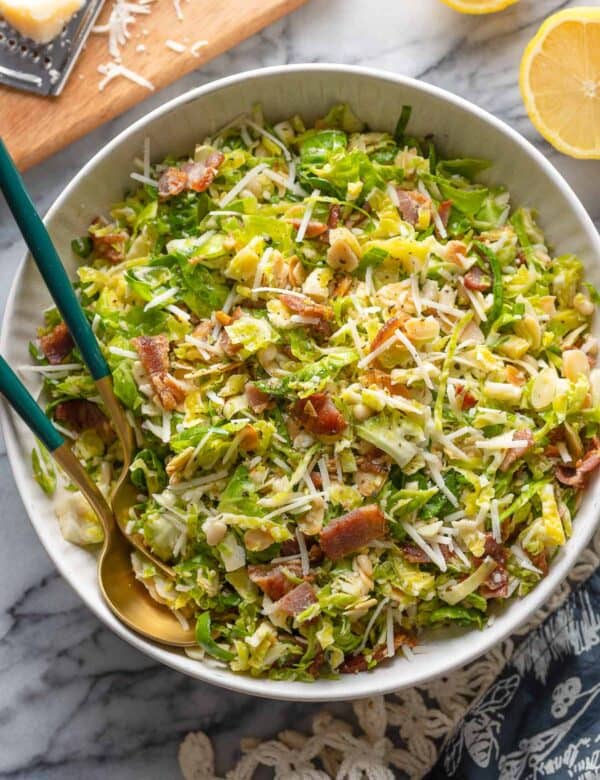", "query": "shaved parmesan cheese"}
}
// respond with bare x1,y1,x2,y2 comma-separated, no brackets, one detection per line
357,331,400,369
423,453,458,510
357,598,389,652
108,346,138,359
386,606,395,658
402,521,447,571
245,118,292,161
190,39,209,56
220,163,268,207
165,39,186,52
490,499,501,543
296,529,310,576
144,287,179,311
98,61,155,92
130,172,158,187
295,189,320,243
